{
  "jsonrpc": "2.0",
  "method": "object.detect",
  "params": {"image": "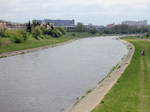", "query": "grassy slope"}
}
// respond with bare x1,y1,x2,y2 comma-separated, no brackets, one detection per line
92,39,150,112
0,32,99,53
